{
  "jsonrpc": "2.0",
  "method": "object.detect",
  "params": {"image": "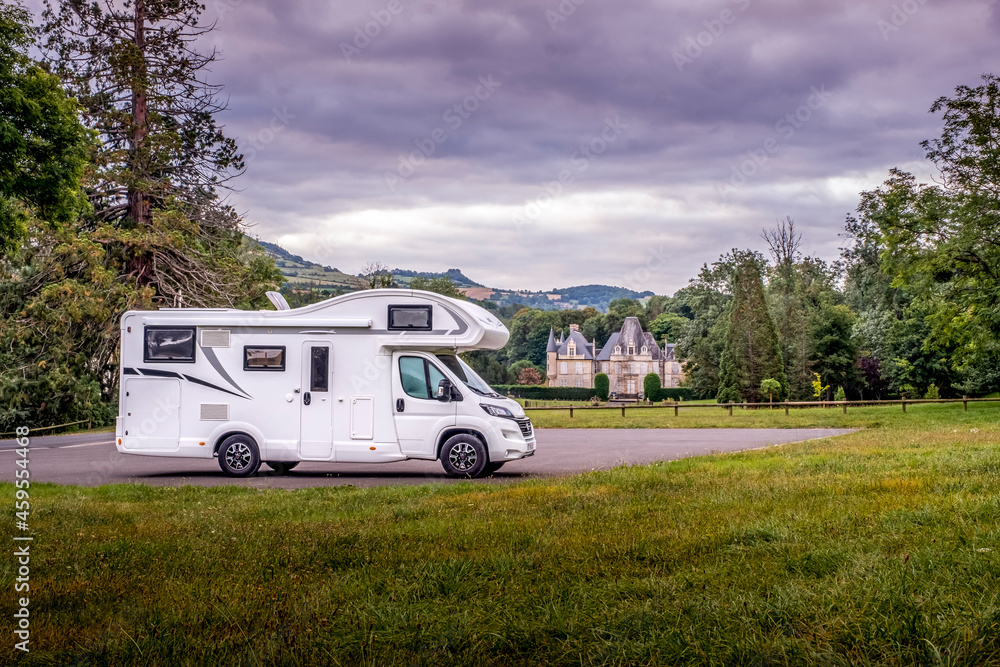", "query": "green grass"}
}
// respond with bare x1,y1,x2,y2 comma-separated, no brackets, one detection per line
527,399,1000,430
4,405,1000,665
